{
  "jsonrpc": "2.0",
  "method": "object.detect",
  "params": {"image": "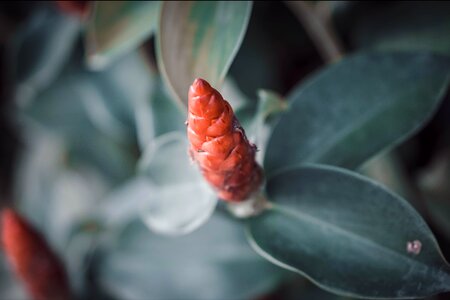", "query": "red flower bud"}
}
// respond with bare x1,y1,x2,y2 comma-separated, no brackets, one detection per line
1,209,70,300
187,78,263,202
